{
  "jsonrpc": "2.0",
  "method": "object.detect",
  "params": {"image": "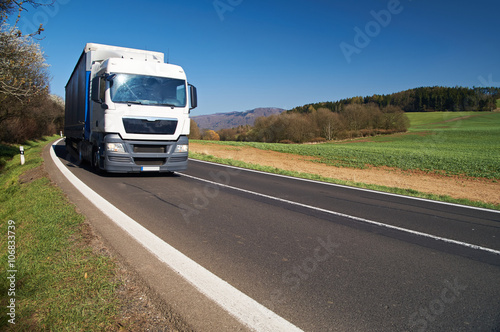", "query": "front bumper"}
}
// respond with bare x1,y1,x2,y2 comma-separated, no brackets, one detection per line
102,134,189,173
